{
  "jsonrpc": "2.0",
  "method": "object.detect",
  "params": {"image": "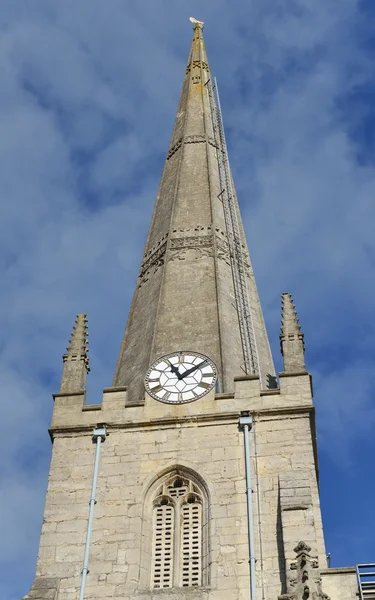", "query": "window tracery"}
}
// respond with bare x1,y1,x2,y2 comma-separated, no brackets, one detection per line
150,473,205,589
